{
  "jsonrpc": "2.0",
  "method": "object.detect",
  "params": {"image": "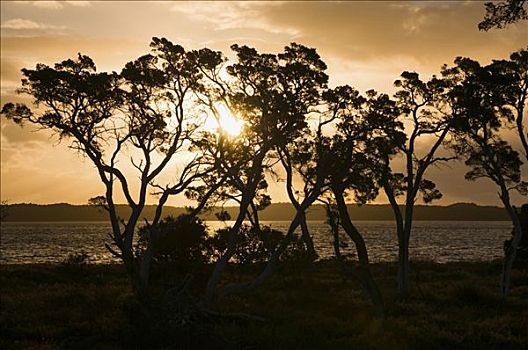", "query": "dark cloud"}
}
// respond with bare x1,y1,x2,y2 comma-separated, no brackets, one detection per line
257,2,526,65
